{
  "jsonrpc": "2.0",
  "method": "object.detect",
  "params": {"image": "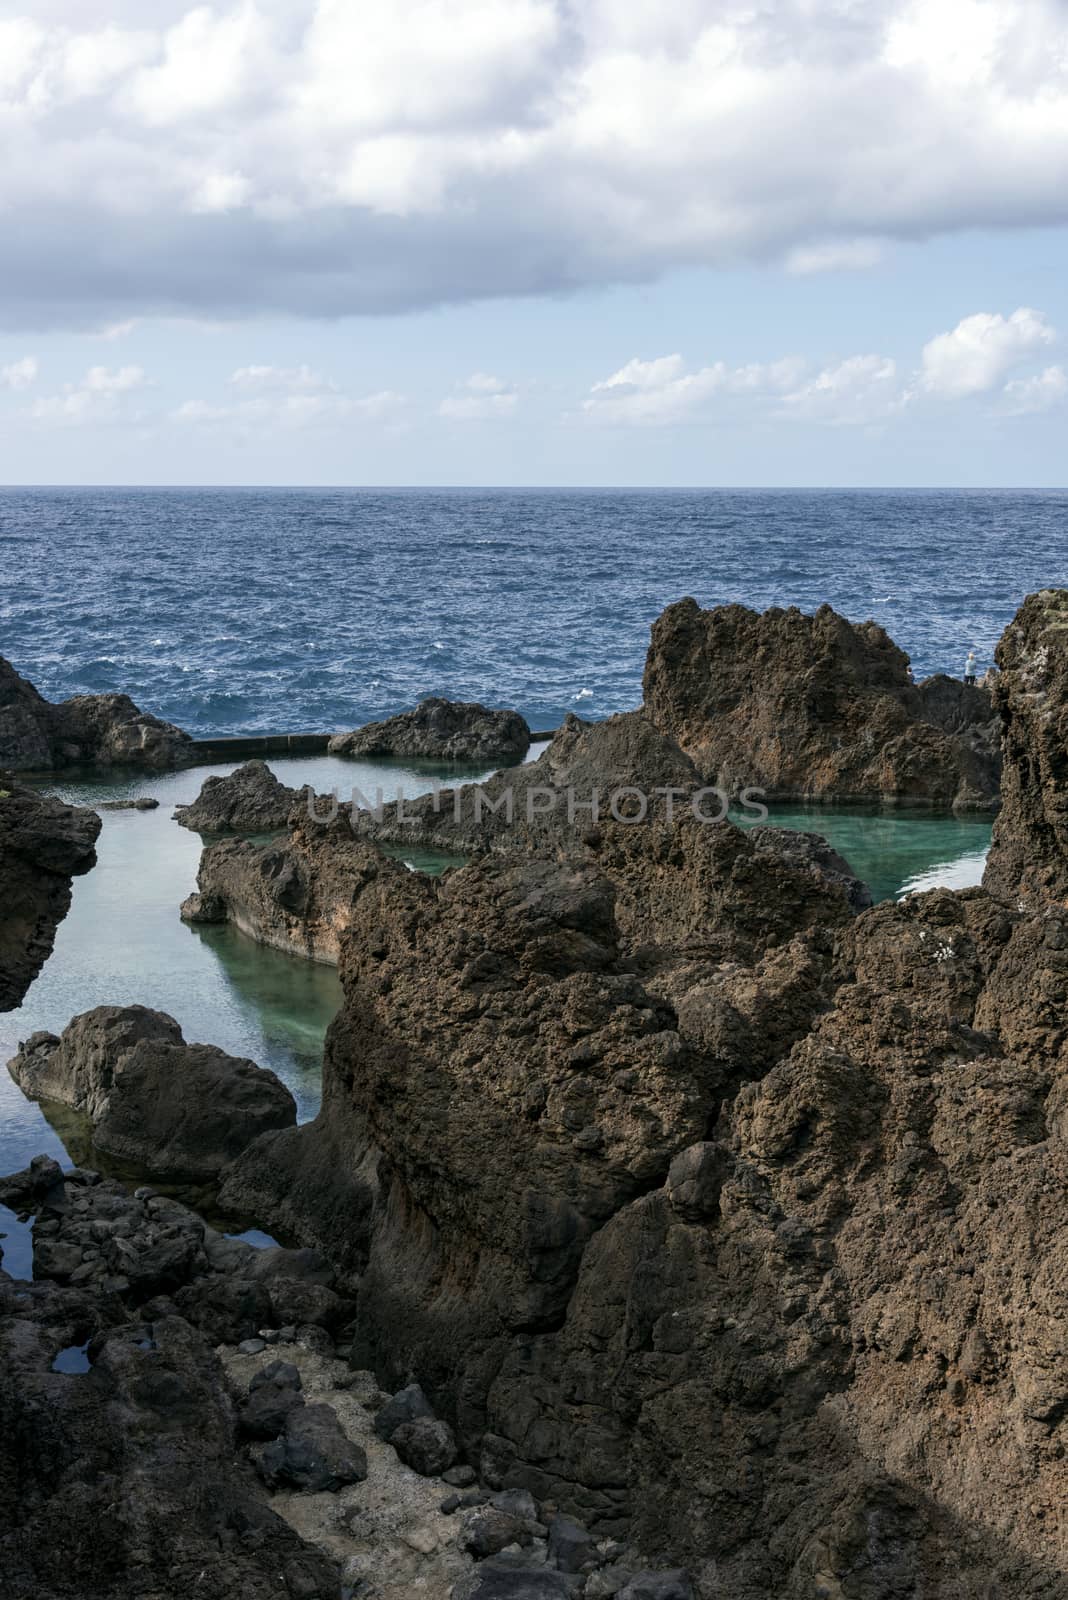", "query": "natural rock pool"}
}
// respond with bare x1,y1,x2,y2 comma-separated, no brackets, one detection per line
0,750,992,1179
